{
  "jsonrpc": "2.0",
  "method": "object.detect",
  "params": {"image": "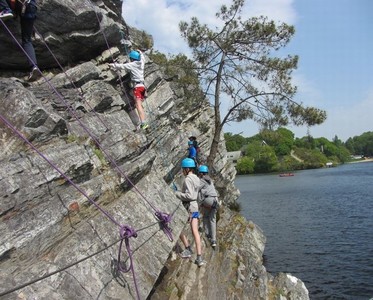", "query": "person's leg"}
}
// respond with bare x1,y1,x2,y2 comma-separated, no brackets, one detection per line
210,208,217,245
136,98,149,129
133,86,147,125
179,231,192,258
190,217,202,255
203,208,211,239
20,17,37,69
179,232,189,248
191,216,205,266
